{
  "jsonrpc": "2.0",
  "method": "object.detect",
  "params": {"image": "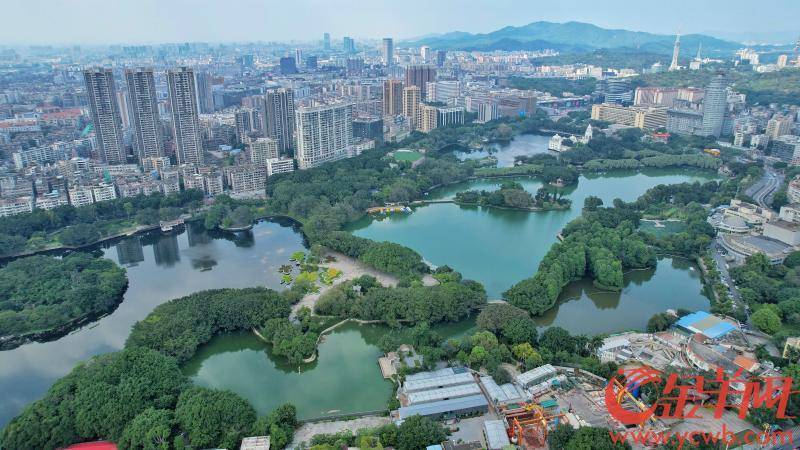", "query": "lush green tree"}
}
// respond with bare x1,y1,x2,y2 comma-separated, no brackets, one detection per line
500,316,539,344
0,190,204,243
126,288,291,363
119,408,175,450
395,415,447,450
469,304,535,350
204,204,227,230
647,313,678,333
0,253,128,345
0,233,26,255
1,347,185,449
539,327,574,354
252,403,297,449
226,206,254,228
315,278,485,326
59,223,103,246
548,423,576,449
784,251,800,269
175,387,257,450
511,342,541,363
260,318,318,365
564,426,631,449
751,307,782,335
583,196,603,212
